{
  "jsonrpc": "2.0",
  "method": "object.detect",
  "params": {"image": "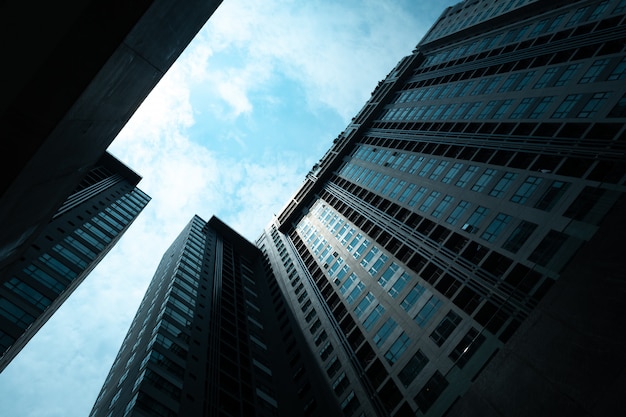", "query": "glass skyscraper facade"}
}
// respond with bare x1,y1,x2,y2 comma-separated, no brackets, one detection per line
0,152,150,372
91,0,626,416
